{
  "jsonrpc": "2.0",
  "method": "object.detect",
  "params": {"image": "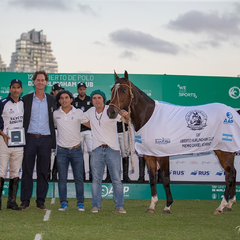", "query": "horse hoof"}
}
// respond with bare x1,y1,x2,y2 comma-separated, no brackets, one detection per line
162,209,171,214
214,210,223,215
223,207,232,212
146,208,155,213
